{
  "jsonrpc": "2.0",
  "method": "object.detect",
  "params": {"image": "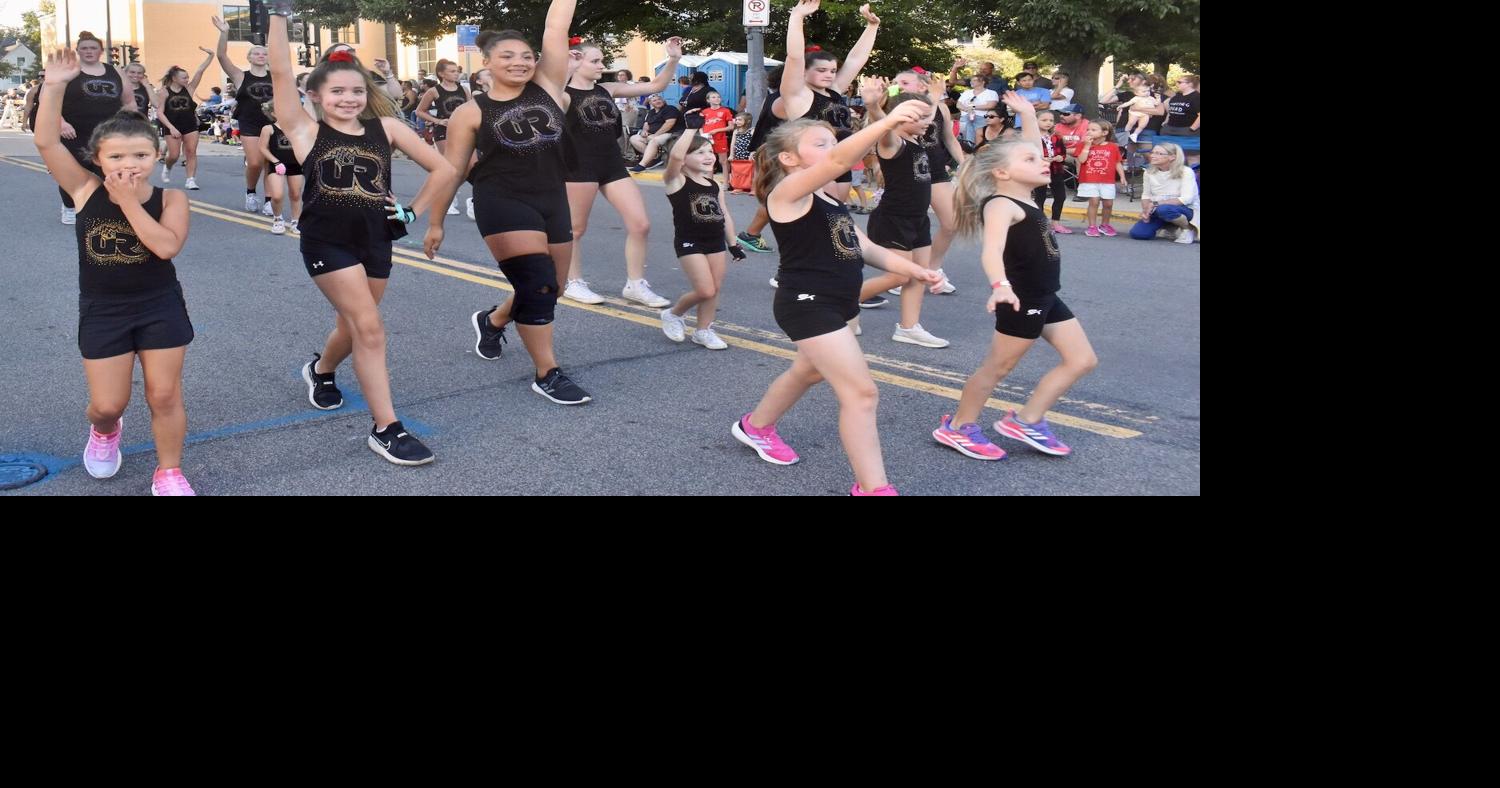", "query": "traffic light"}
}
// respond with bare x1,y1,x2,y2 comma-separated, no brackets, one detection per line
124,45,140,64
249,0,269,46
